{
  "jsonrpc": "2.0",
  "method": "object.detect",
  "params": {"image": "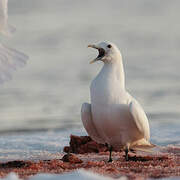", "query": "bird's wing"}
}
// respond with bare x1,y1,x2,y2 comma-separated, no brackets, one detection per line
129,100,150,141
0,44,28,83
81,103,105,144
0,0,15,36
